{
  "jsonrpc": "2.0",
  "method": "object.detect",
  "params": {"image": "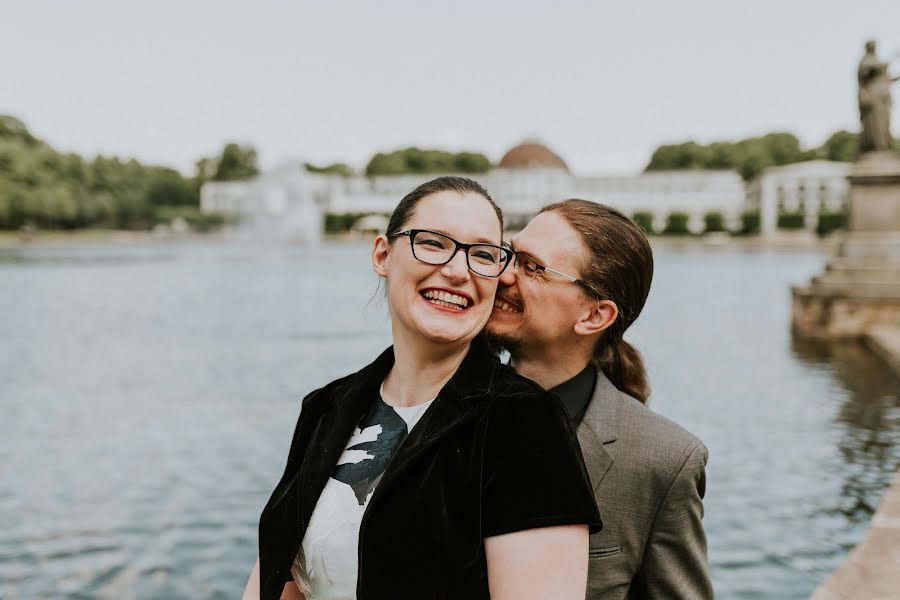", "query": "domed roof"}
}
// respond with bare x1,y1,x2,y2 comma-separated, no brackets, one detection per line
498,140,568,171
